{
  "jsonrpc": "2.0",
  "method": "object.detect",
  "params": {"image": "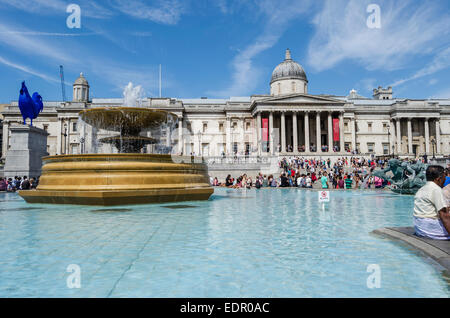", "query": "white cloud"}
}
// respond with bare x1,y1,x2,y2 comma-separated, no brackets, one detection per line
390,47,450,87
209,0,314,97
0,0,66,13
110,0,185,25
0,0,114,19
0,55,59,83
307,0,450,72
0,22,75,63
